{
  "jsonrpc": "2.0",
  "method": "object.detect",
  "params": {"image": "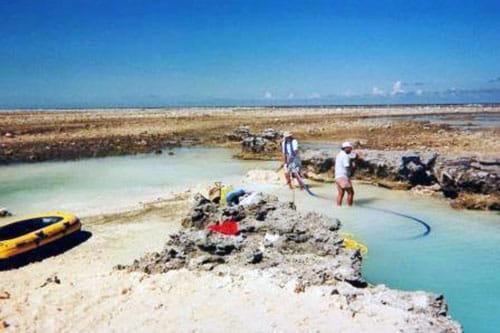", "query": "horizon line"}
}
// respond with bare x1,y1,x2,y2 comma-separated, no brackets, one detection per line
1,101,500,111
